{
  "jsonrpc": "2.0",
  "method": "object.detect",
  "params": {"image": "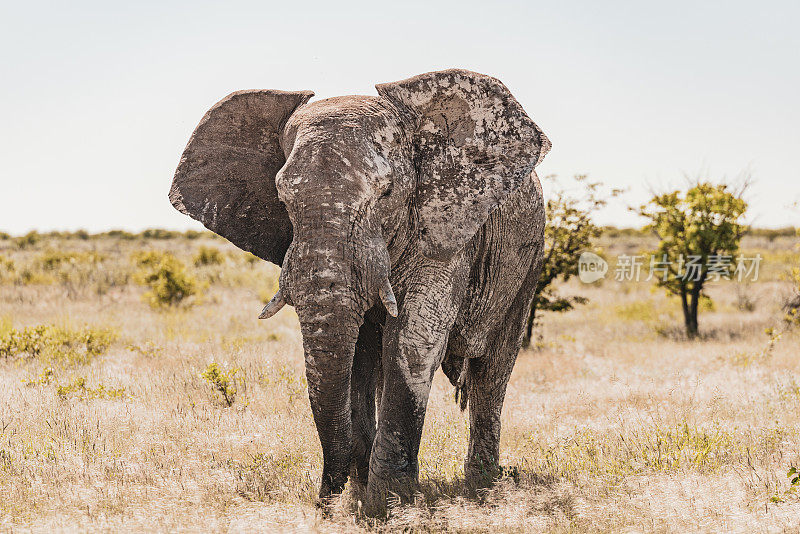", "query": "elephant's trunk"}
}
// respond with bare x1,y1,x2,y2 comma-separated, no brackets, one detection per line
285,229,368,497
300,315,360,497
272,189,395,496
